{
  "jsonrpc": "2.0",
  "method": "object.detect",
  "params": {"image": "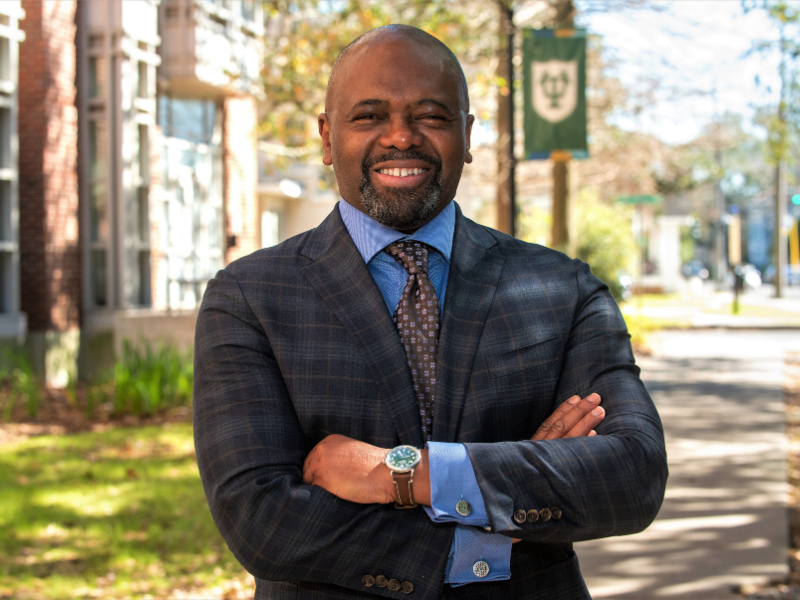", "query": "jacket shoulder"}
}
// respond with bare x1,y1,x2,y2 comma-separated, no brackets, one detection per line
222,229,314,281
462,217,577,270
